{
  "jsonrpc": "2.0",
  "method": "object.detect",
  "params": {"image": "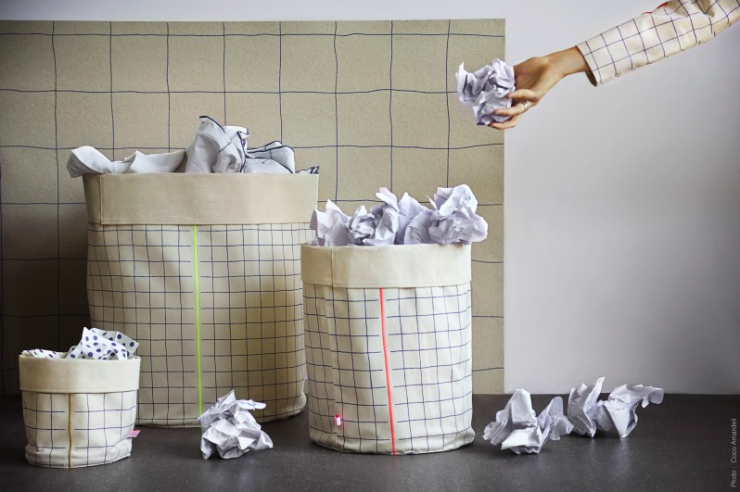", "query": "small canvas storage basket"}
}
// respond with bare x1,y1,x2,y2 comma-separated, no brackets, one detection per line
19,355,140,468
83,174,318,426
301,243,475,455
